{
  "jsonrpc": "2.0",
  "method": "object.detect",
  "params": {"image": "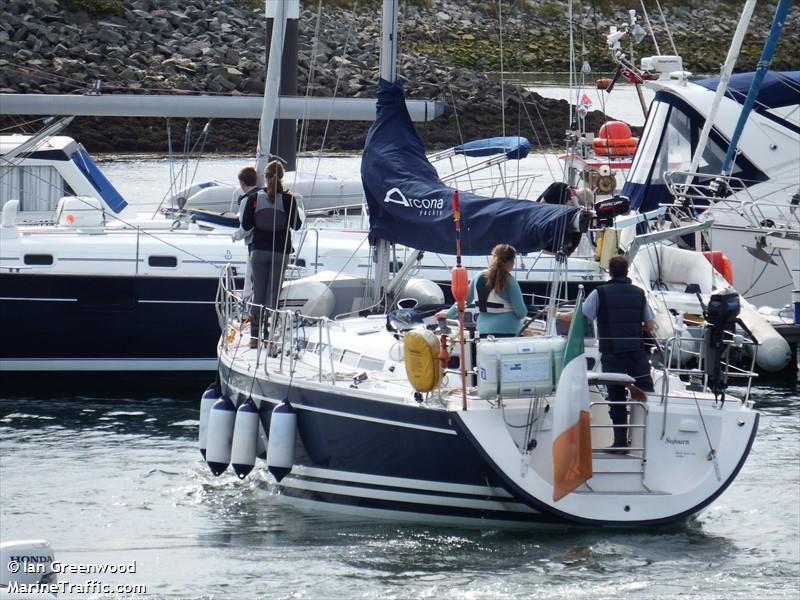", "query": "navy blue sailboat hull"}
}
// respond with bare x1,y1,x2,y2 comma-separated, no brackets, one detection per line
226,370,566,526
0,273,237,371
223,365,758,527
